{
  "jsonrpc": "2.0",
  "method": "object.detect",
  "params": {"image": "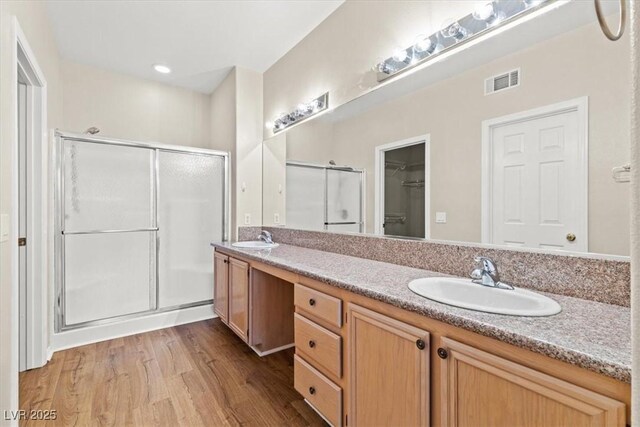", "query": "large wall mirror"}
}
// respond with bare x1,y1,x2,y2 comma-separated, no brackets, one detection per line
262,1,630,257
